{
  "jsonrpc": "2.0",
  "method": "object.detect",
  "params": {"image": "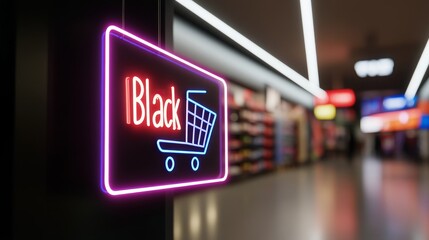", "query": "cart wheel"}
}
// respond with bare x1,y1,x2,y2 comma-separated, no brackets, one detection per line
165,156,175,172
191,157,199,171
